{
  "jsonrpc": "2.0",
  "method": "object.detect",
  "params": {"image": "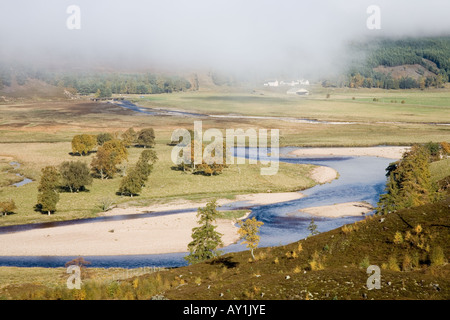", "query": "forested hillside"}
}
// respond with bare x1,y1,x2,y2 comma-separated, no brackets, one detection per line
343,36,450,89
0,66,195,98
